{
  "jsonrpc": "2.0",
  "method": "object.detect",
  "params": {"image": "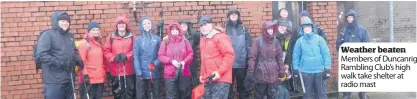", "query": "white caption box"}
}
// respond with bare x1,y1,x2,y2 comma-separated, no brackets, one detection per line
338,43,417,92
